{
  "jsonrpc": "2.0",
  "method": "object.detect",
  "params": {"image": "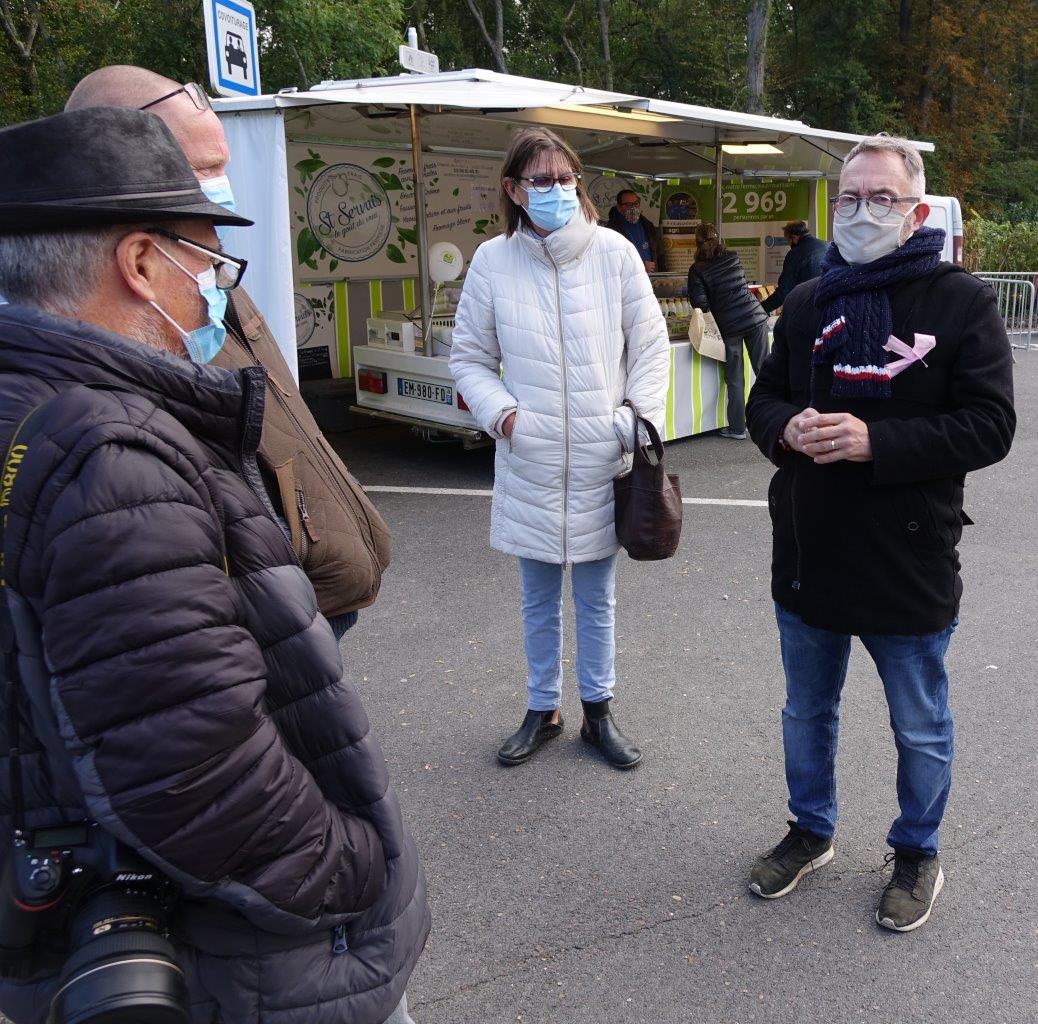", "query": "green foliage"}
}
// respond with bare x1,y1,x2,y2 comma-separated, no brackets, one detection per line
0,0,400,124
963,217,1038,272
3,0,1036,224
974,159,1038,223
